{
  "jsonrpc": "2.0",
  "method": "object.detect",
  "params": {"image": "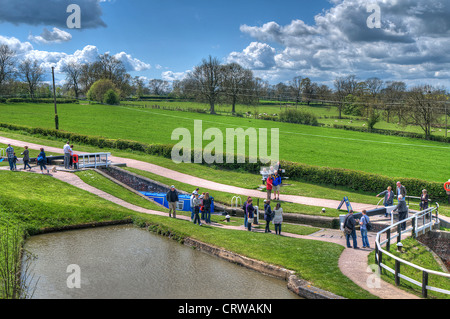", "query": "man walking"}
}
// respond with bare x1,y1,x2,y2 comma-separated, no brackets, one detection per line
343,210,359,249
63,142,72,169
166,185,179,218
393,195,408,231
